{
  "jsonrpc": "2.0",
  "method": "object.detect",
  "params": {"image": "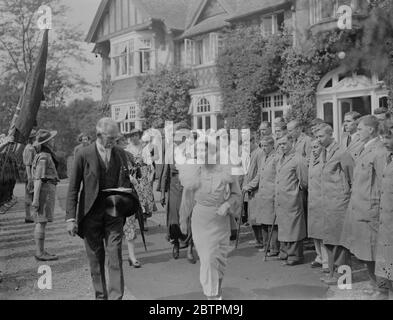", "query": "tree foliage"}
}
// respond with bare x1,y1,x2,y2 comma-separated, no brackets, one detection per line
36,98,101,156
217,3,393,129
137,66,196,128
0,0,93,134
